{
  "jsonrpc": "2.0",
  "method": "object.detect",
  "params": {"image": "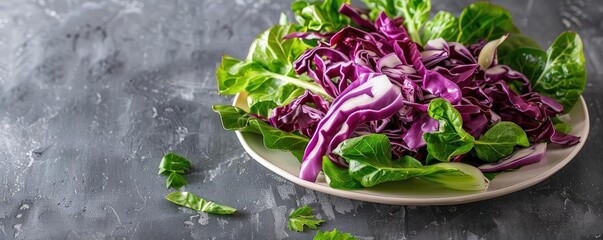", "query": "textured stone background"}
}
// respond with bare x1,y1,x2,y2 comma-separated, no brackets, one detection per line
0,0,602,239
